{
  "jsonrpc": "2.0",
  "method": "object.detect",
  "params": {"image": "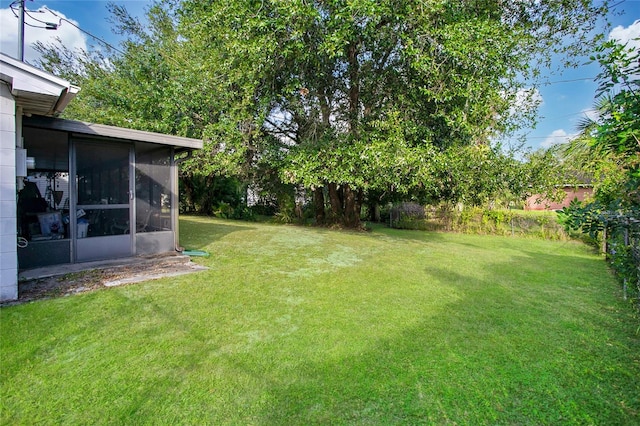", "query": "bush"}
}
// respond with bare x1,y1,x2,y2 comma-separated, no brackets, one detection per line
394,217,440,231
231,206,256,221
389,202,426,229
213,202,234,219
249,202,278,217
388,203,569,239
